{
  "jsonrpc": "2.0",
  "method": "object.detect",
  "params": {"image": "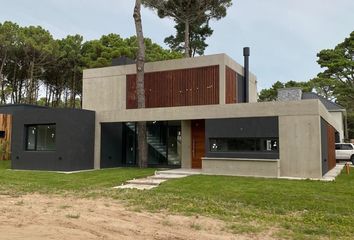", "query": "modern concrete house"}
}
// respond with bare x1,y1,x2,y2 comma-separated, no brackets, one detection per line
1,49,344,178
82,49,342,179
